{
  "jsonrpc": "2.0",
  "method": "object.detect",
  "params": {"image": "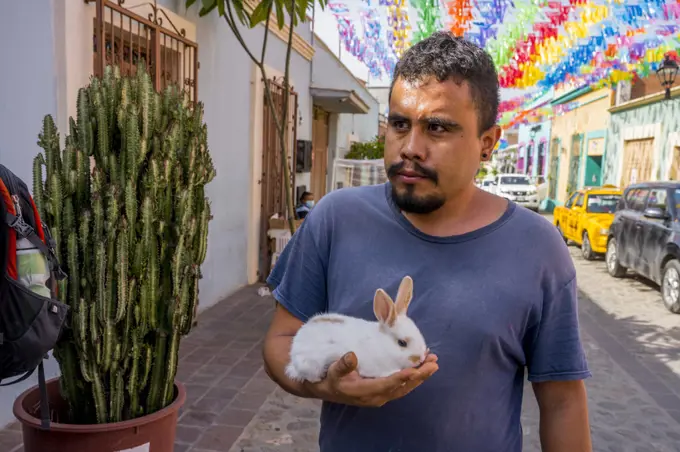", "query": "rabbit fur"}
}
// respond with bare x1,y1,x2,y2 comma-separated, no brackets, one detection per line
286,276,428,383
